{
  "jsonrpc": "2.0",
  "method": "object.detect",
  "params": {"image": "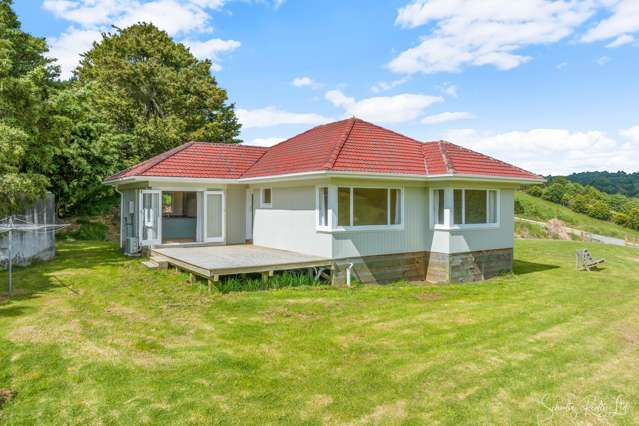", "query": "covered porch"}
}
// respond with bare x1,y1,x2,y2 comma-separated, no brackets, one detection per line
149,244,332,283
119,184,255,252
